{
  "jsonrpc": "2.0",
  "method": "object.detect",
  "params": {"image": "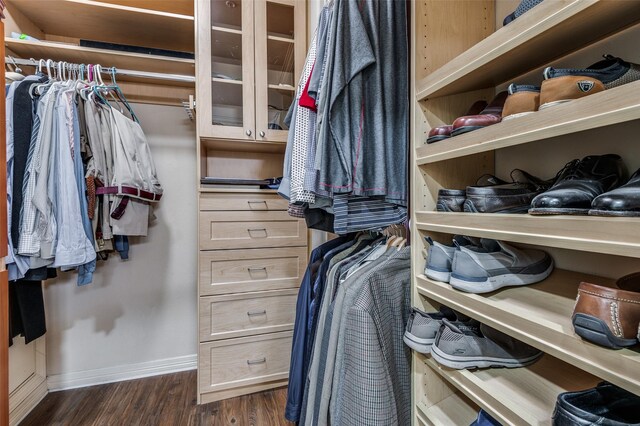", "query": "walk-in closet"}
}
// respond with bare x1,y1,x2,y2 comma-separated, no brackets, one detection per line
1,0,640,425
